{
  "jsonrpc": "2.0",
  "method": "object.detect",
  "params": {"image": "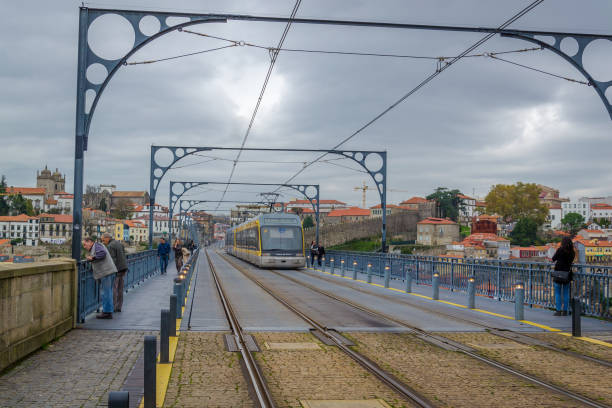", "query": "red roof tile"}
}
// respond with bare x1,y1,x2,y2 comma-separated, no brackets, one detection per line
0,214,37,222
591,203,612,210
417,217,457,225
400,197,429,205
39,214,72,223
5,187,46,195
327,207,371,217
